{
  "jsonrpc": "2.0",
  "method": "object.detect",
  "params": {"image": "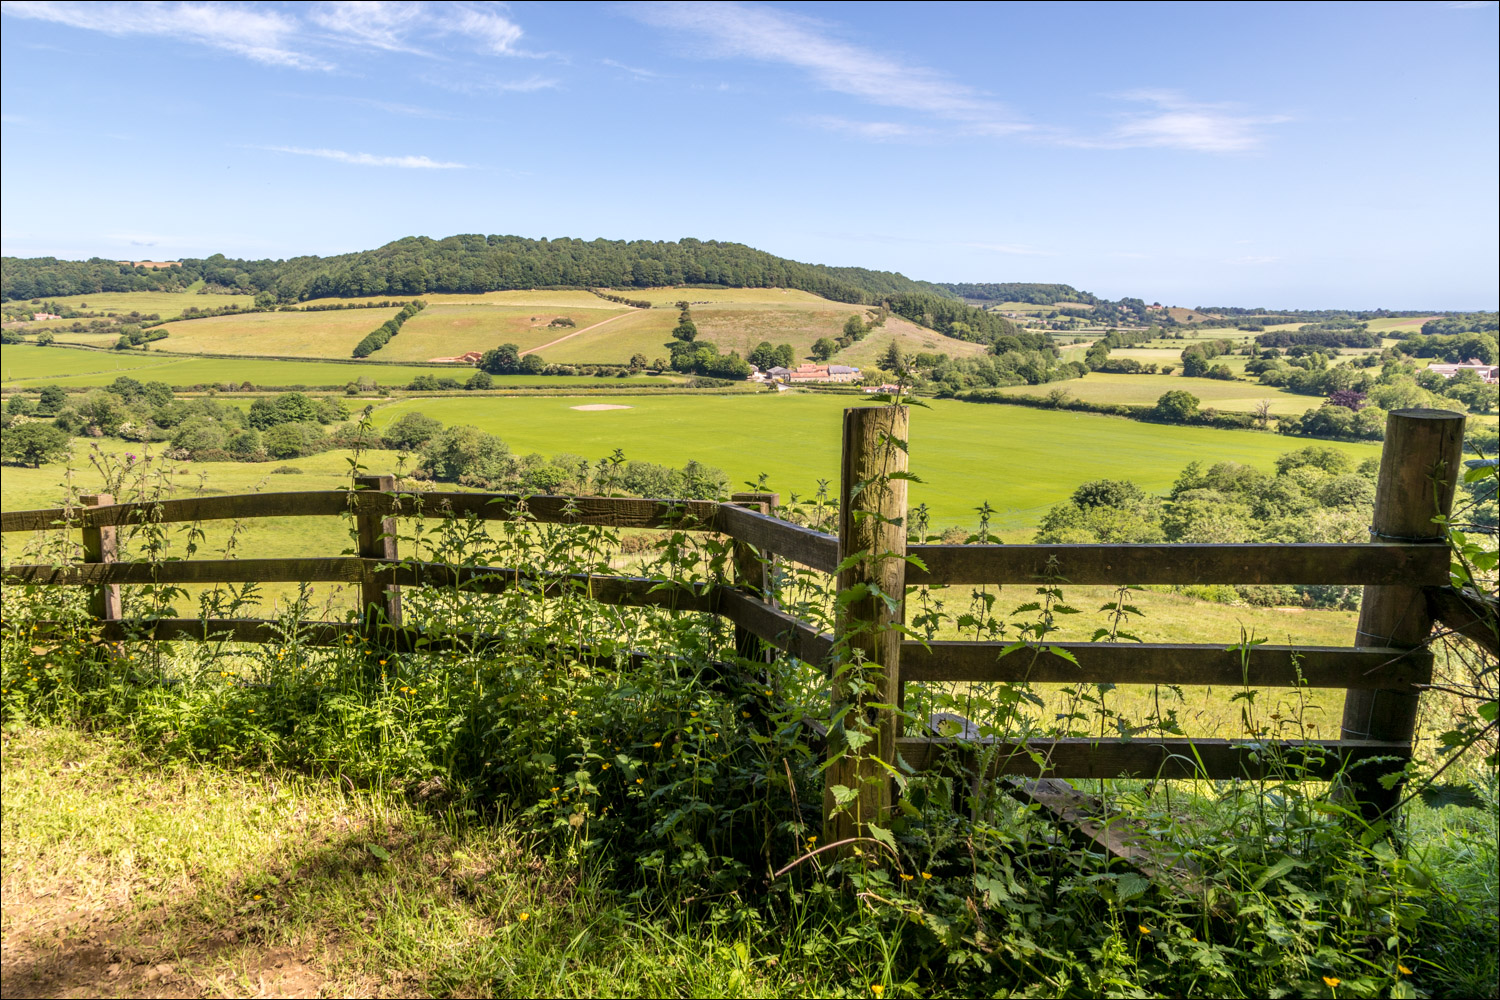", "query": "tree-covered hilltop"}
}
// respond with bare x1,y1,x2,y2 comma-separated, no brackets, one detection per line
2,235,948,305
940,282,1099,305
